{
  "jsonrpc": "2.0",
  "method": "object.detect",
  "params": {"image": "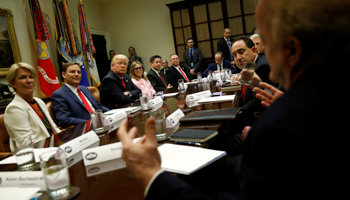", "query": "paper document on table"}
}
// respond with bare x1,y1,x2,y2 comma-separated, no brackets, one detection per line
158,144,226,175
162,92,179,97
0,147,58,164
104,106,141,115
198,95,235,104
0,187,41,200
